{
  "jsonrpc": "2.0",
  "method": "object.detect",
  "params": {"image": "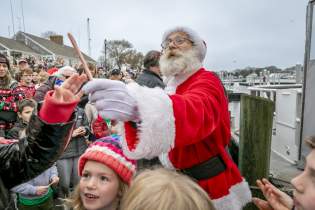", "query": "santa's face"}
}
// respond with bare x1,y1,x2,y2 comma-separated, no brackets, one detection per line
160,32,202,77
162,32,193,56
